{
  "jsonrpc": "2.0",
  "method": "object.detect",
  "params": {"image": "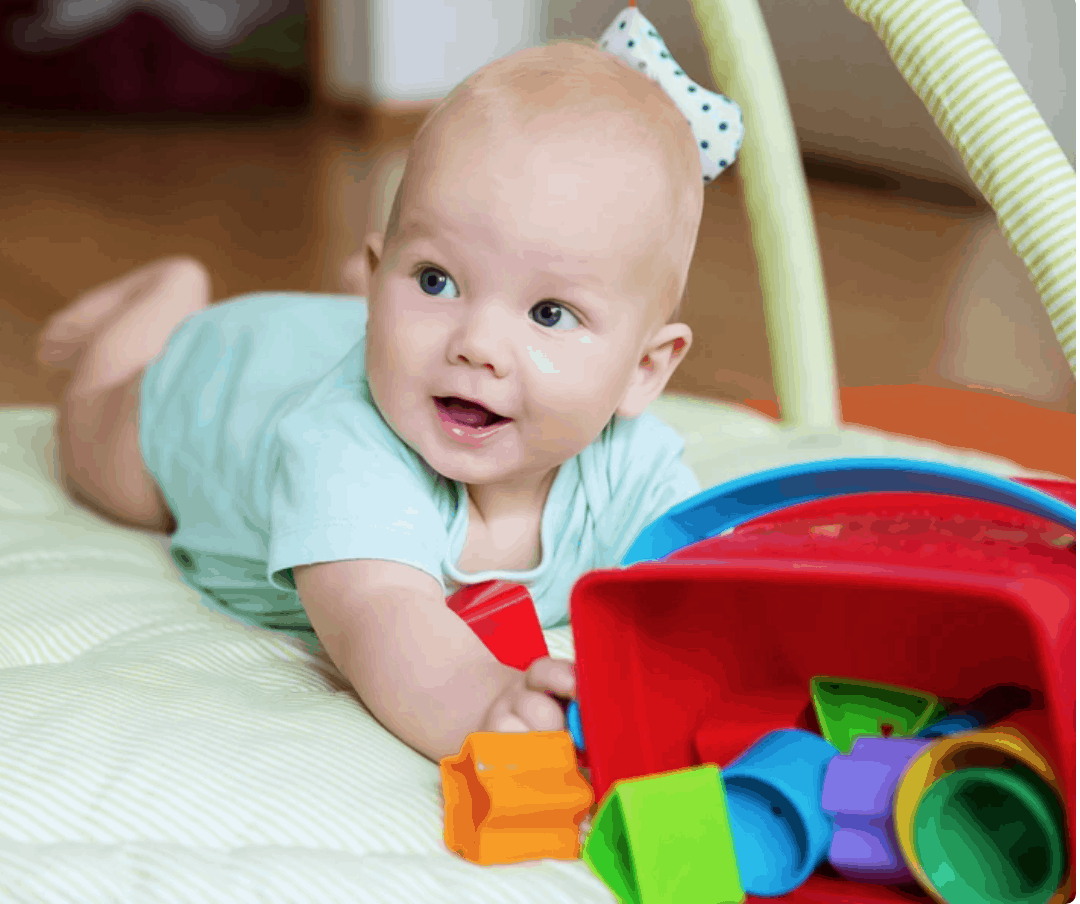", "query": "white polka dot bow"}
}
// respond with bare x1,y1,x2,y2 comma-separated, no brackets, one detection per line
599,5,745,184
